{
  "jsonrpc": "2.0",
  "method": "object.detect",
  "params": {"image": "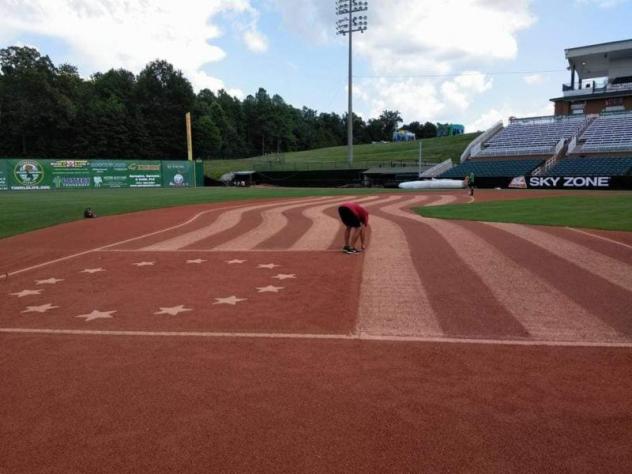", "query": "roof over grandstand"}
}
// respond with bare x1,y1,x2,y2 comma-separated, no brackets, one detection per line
566,38,632,79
